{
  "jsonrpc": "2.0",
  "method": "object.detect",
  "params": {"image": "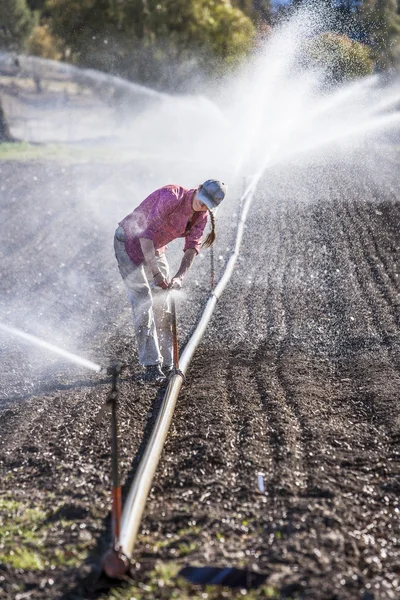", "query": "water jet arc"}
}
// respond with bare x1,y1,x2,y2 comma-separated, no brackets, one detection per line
0,322,102,373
